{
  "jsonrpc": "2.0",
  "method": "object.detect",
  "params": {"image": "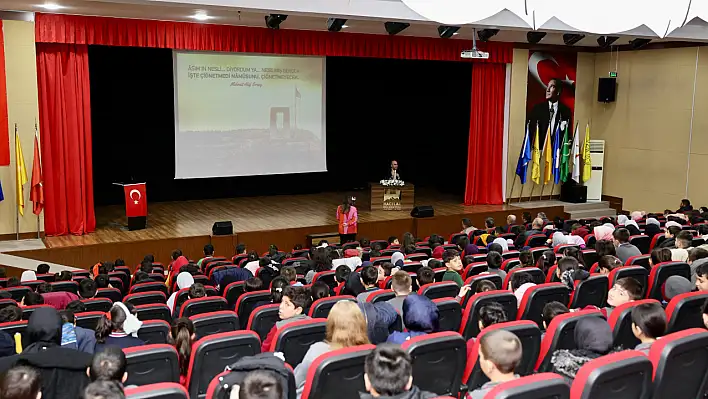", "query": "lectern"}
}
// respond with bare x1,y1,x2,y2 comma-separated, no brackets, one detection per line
368,182,415,211
113,182,148,230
